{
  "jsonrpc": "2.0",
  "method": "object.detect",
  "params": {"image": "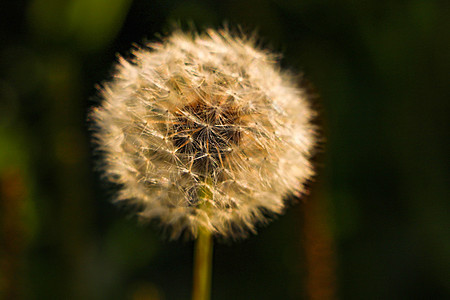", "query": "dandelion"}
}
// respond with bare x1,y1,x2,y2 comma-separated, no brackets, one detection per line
91,28,316,240
91,28,318,300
